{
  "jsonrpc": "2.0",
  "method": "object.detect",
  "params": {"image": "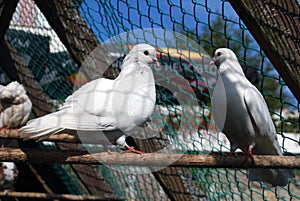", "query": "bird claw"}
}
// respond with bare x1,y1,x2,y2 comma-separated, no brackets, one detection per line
122,146,145,157
0,127,8,131
243,145,254,165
